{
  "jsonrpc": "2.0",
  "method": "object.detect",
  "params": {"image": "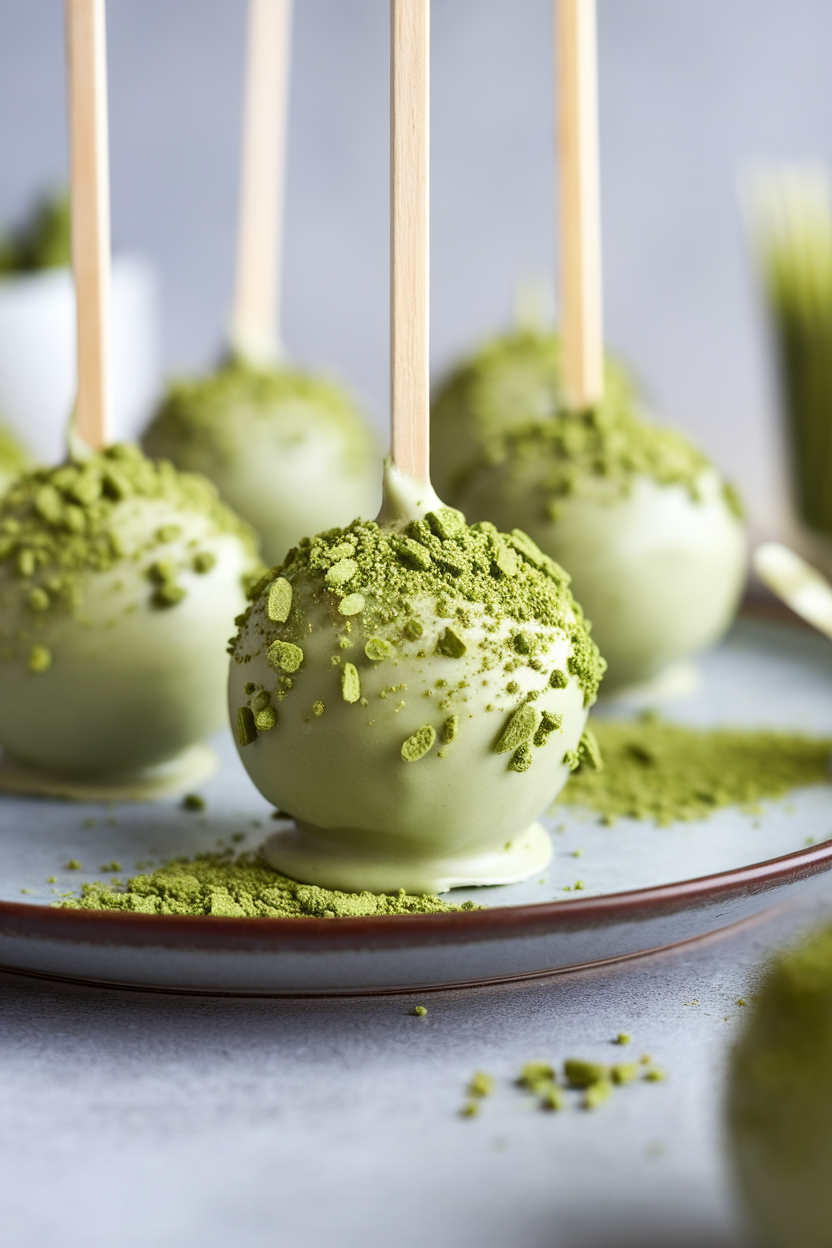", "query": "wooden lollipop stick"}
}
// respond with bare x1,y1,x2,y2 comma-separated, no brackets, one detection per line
231,0,293,363
557,0,603,409
390,0,430,484
66,0,112,449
